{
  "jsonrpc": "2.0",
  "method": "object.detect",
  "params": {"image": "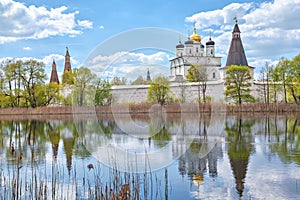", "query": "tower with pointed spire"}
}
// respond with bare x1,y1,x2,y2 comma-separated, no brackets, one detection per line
146,68,152,82
64,47,72,72
225,18,249,67
50,60,59,84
